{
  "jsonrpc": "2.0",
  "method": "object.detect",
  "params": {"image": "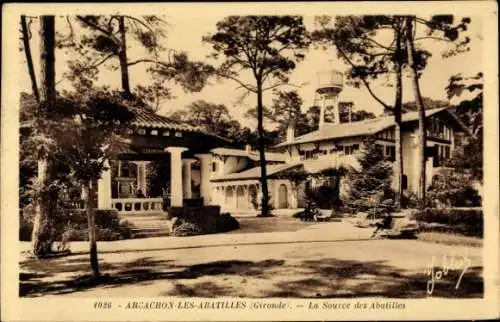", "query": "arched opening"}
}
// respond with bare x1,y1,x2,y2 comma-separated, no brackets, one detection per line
278,184,288,209
225,186,235,208
248,185,258,210
236,186,246,209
